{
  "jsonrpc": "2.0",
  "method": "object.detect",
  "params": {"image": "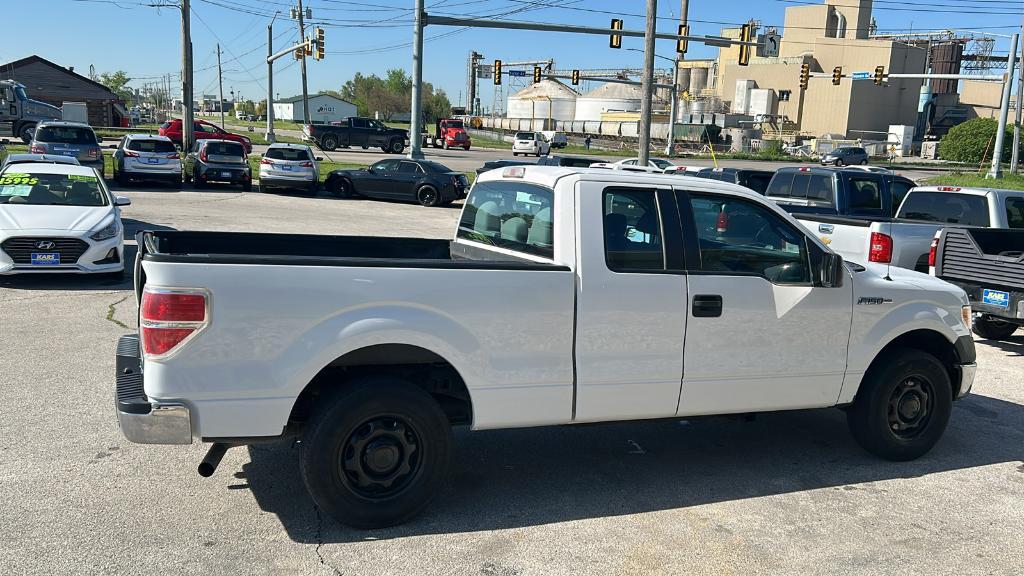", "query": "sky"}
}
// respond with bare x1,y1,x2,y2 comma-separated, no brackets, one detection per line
3,0,1022,110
